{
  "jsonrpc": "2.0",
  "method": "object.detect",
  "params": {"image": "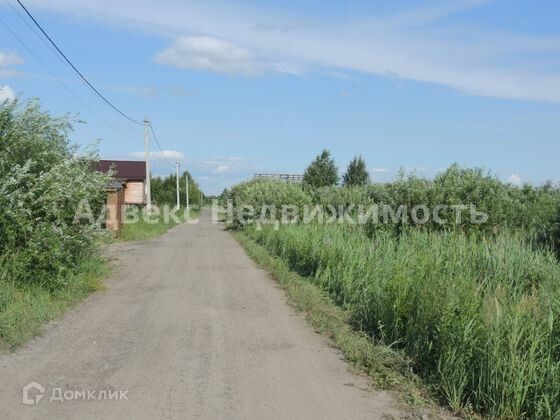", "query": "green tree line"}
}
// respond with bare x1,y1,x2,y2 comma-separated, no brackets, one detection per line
151,171,205,207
